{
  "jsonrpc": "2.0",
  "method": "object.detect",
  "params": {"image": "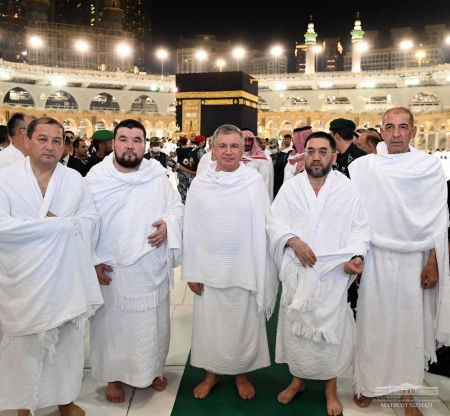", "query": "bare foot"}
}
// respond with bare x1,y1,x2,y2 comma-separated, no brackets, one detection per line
402,395,423,416
277,376,305,404
235,373,255,400
405,408,423,416
151,376,168,392
105,381,125,403
325,378,342,416
353,394,372,408
17,411,30,416
58,402,85,416
193,372,220,399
